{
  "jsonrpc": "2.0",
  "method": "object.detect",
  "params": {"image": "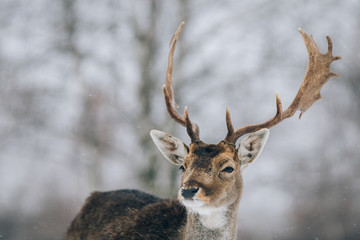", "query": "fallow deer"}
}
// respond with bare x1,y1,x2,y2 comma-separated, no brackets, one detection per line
66,22,341,240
